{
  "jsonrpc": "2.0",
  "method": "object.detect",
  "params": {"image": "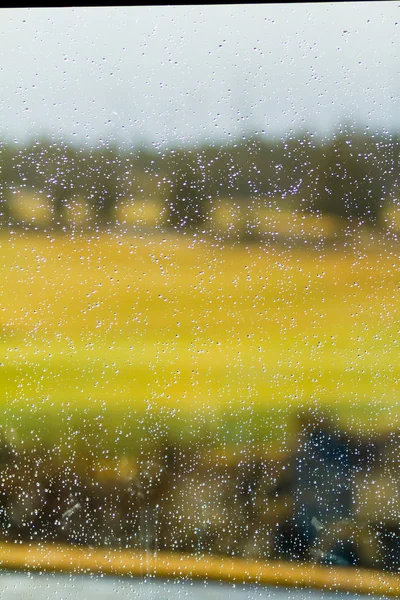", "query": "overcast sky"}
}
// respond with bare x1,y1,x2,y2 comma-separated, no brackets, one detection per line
0,3,398,148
